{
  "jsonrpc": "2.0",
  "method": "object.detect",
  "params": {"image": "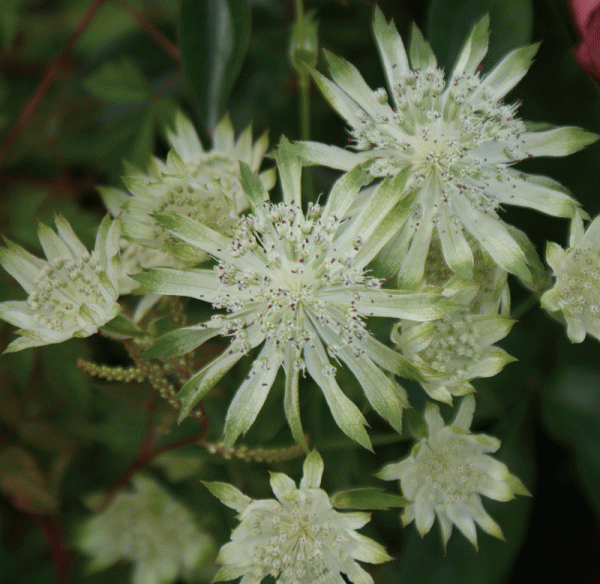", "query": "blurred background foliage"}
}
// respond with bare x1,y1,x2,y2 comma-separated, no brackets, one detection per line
0,0,599,583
